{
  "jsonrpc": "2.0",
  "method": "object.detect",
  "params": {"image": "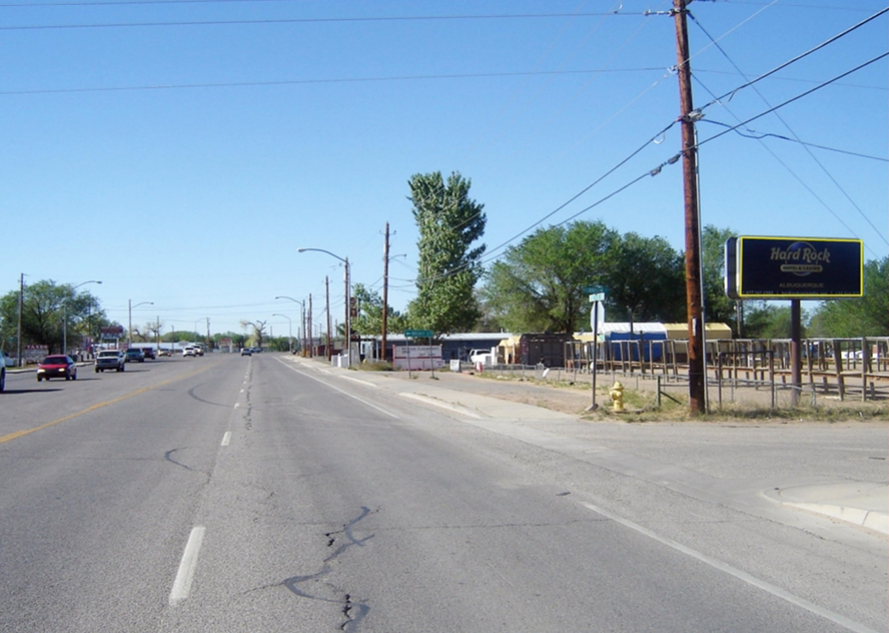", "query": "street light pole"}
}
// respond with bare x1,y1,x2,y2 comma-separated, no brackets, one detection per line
297,247,351,367
272,313,292,353
128,300,154,347
275,296,305,355
63,280,102,356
